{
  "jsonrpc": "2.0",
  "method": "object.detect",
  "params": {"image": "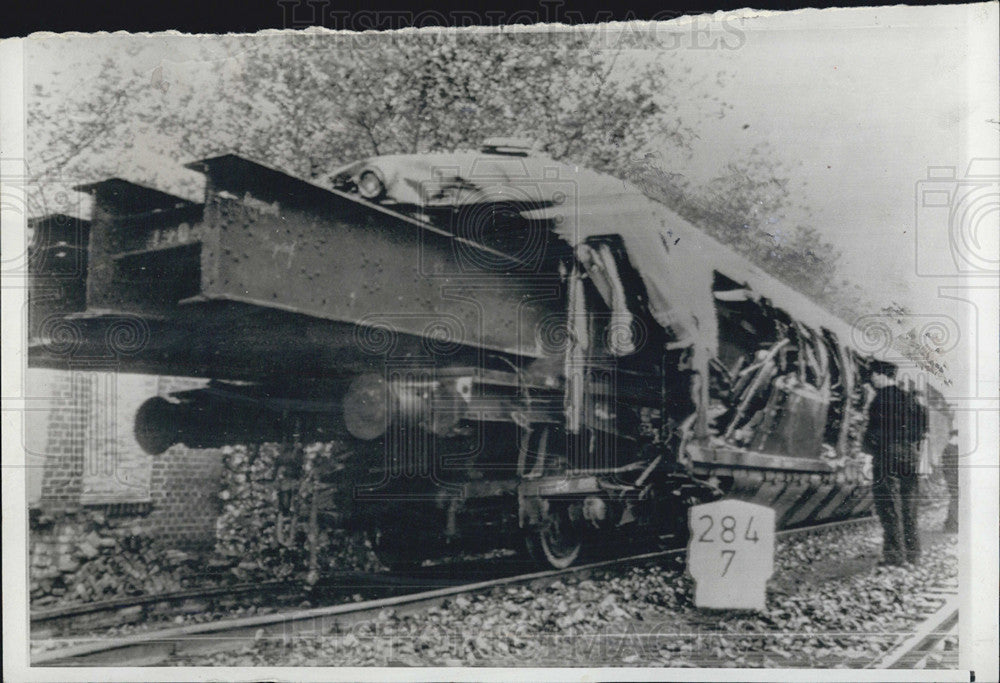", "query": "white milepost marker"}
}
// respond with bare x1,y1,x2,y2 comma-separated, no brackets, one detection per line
687,499,775,611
